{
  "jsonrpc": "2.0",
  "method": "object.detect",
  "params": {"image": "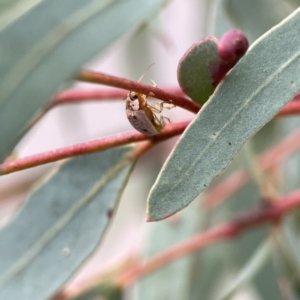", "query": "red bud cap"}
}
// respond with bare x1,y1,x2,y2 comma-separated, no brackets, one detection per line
218,30,249,63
